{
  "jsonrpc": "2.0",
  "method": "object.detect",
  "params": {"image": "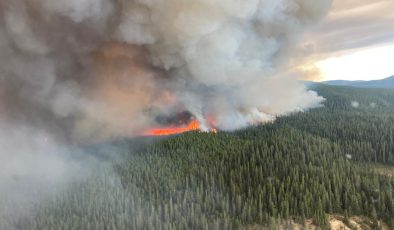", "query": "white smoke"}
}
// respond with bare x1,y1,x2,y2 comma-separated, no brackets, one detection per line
0,0,331,141
0,0,332,222
0,123,90,221
117,0,330,131
351,101,360,108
